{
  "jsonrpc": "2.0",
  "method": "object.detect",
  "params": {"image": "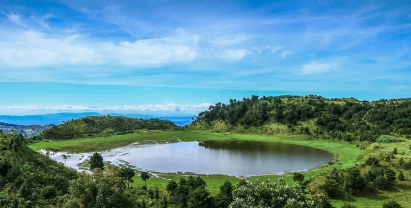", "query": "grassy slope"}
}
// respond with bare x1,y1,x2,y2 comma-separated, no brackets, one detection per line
331,140,411,208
